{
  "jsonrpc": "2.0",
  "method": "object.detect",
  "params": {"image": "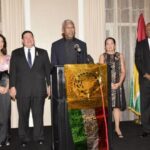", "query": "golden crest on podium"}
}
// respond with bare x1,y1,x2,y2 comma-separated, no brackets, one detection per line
64,64,108,109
